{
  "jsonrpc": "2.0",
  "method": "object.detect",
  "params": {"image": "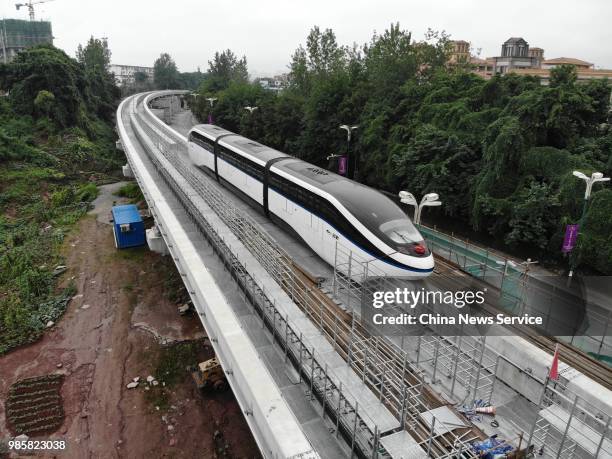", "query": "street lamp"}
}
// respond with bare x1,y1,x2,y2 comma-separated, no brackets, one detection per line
206,97,217,124
399,191,419,222
568,170,610,277
244,106,258,114
399,191,442,225
339,124,358,179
